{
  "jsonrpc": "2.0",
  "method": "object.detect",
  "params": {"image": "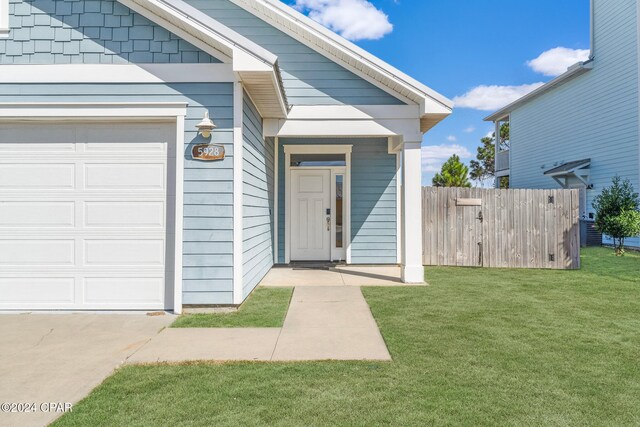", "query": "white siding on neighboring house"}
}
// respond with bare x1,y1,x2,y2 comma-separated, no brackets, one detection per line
508,0,640,247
